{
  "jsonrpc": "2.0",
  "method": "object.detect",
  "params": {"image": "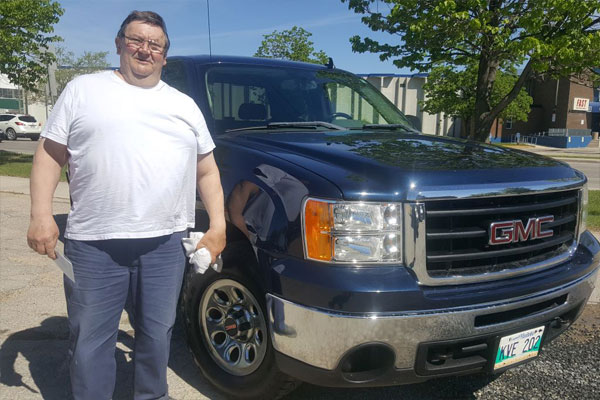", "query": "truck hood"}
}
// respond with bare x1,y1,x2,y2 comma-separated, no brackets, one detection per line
220,130,584,201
